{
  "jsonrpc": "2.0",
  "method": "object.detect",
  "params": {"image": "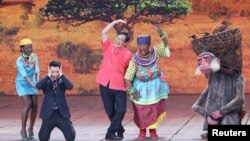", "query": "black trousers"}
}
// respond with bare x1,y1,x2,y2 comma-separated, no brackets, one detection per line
100,84,126,136
39,110,76,141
